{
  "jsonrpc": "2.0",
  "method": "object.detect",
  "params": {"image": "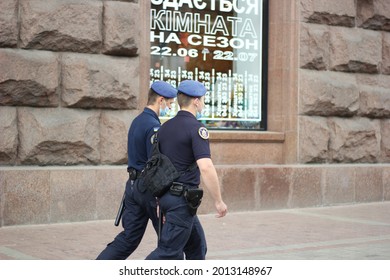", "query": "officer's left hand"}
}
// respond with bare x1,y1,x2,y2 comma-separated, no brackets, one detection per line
215,200,227,218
